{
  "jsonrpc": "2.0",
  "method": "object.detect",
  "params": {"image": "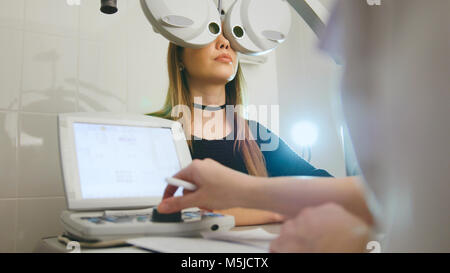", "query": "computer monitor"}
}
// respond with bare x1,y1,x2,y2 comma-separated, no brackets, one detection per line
58,113,191,211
